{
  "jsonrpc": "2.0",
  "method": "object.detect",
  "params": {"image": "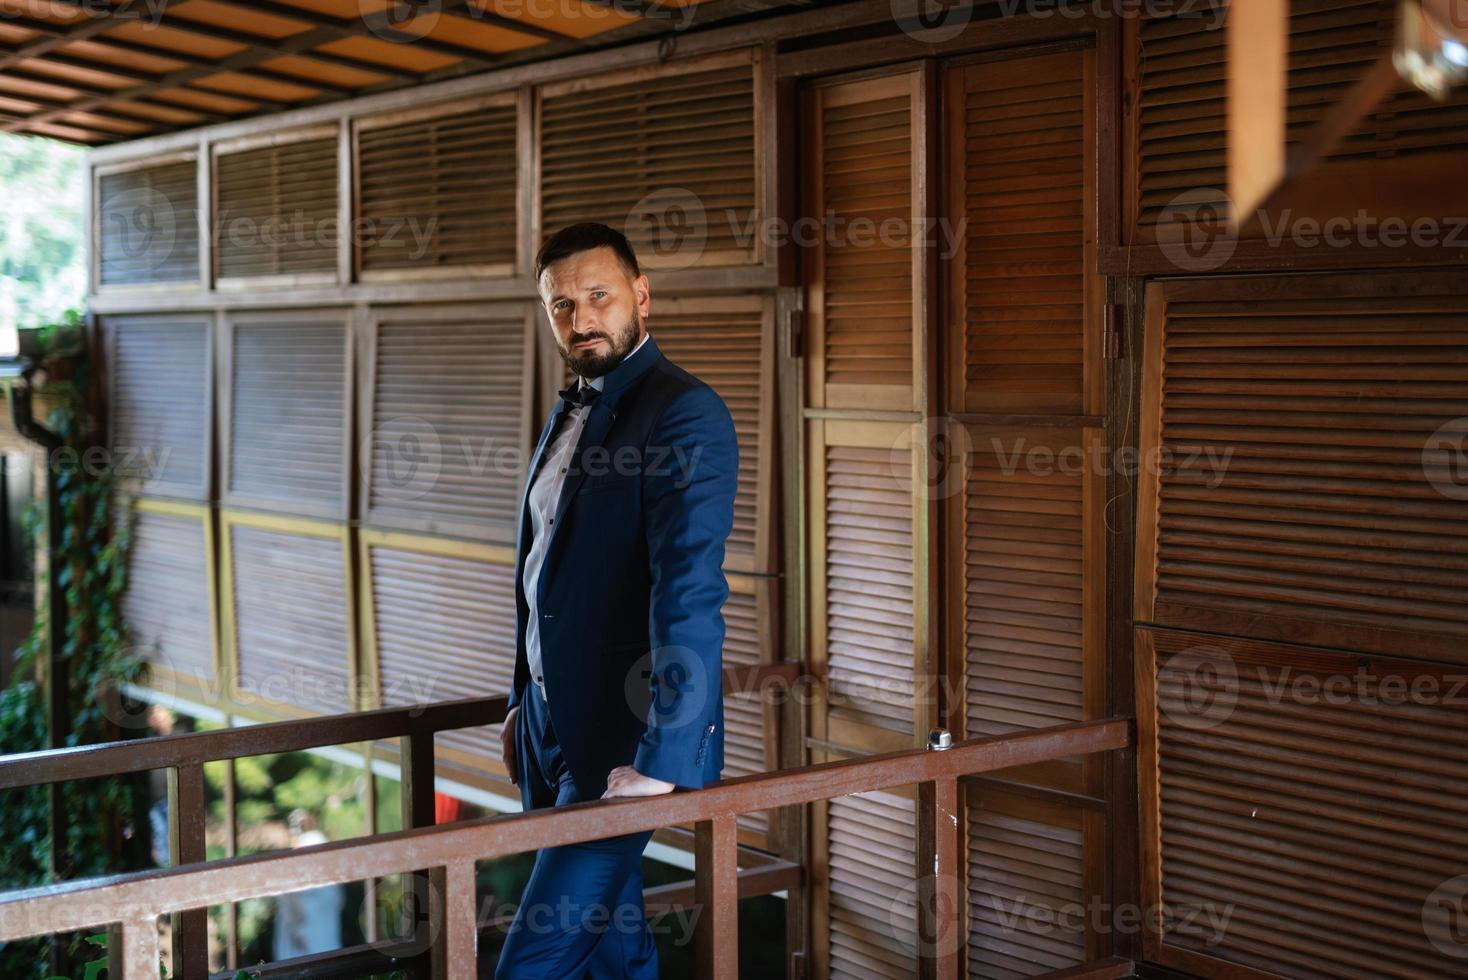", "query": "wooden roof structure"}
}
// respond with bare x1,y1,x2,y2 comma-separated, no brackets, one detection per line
0,0,814,145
